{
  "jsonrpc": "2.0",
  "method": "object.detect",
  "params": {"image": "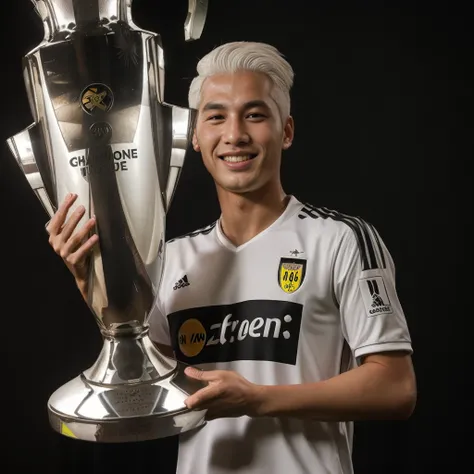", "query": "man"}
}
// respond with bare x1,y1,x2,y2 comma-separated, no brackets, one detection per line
48,41,416,473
